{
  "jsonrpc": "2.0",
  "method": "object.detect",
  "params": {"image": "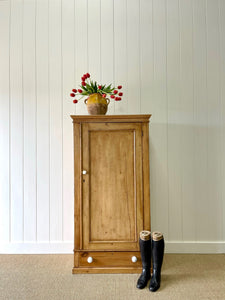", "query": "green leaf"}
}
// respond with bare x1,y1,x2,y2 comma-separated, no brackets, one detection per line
86,82,95,93
81,91,89,95
82,85,88,92
94,81,97,92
